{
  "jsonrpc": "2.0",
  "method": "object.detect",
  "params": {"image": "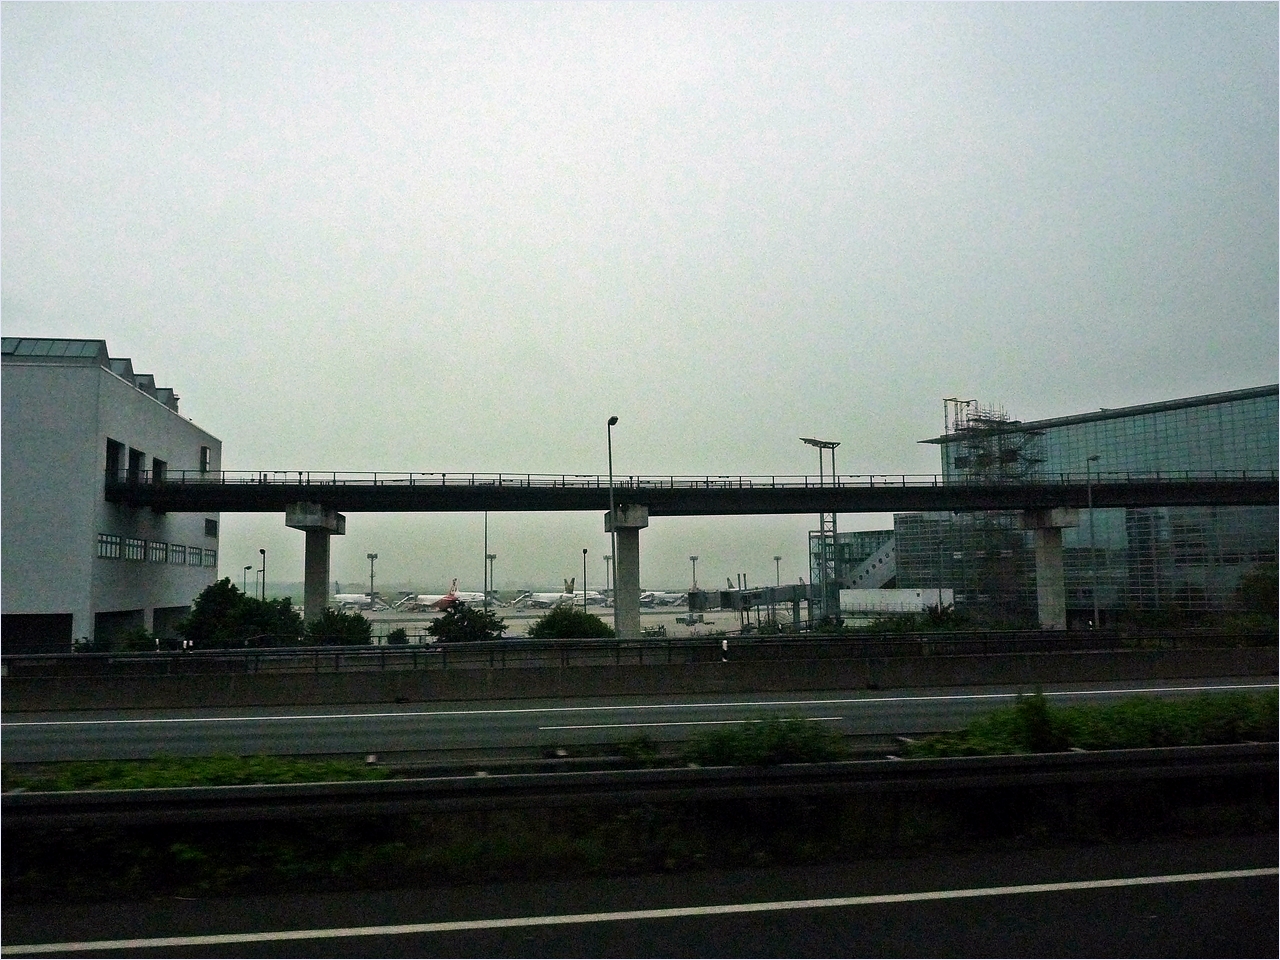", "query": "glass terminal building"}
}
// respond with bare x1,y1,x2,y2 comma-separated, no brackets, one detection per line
836,385,1277,624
